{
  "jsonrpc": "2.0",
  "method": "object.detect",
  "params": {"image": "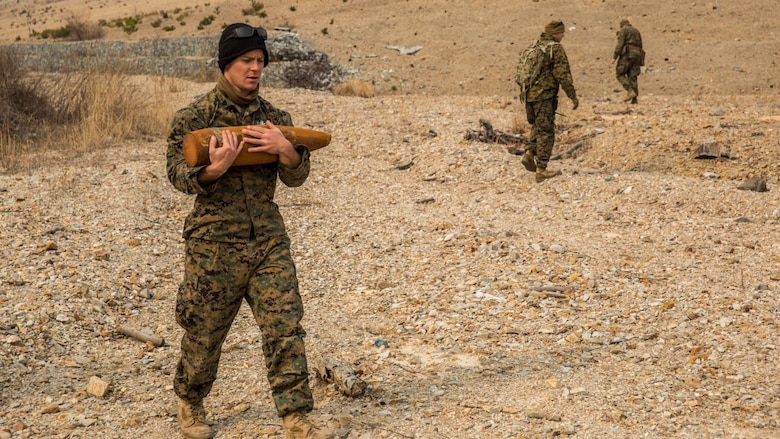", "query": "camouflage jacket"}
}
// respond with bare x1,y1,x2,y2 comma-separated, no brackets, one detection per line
614,24,643,60
526,33,577,103
166,86,310,242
